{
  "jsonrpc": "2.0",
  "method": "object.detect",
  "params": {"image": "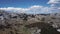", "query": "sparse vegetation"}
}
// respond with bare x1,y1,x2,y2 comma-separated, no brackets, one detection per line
0,10,60,34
